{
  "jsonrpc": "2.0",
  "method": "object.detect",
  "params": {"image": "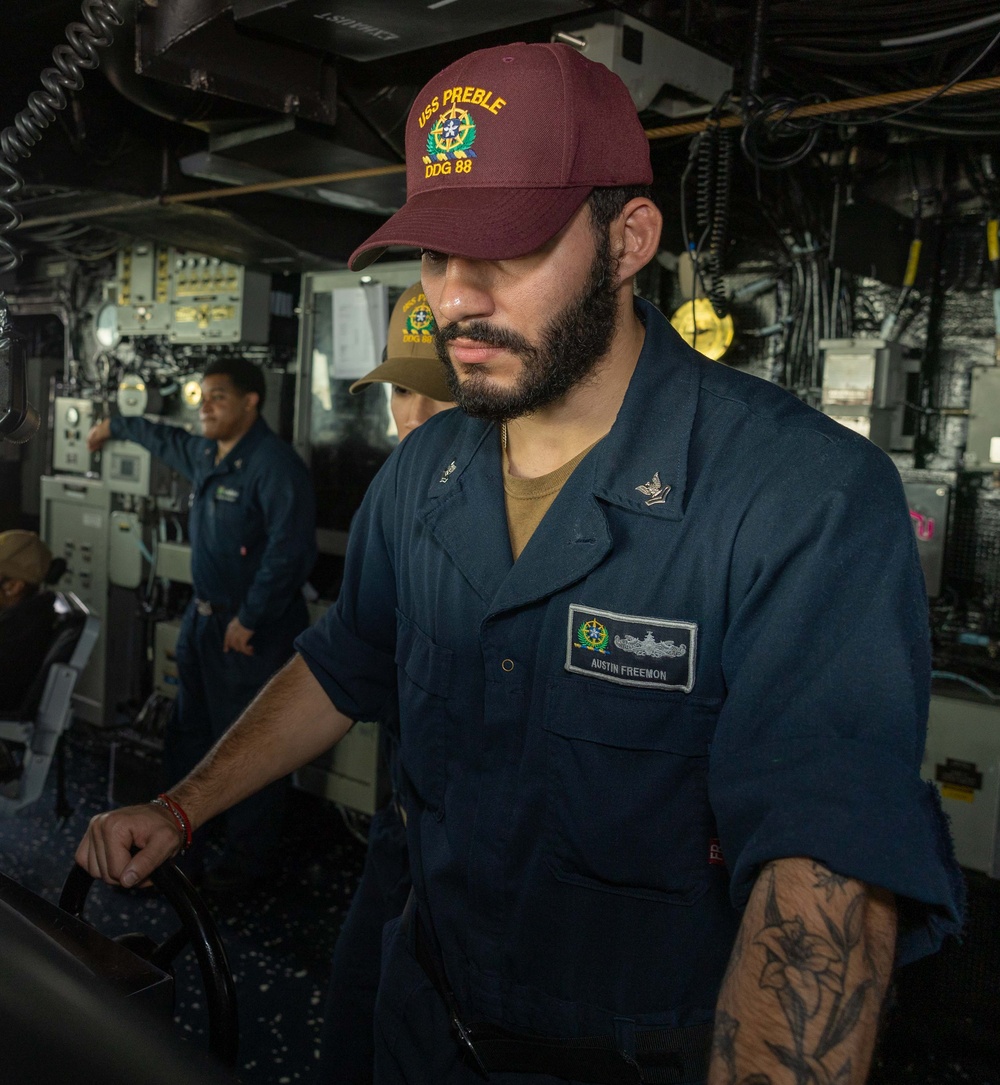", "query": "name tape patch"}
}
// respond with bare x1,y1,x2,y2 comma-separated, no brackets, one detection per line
564,604,697,692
